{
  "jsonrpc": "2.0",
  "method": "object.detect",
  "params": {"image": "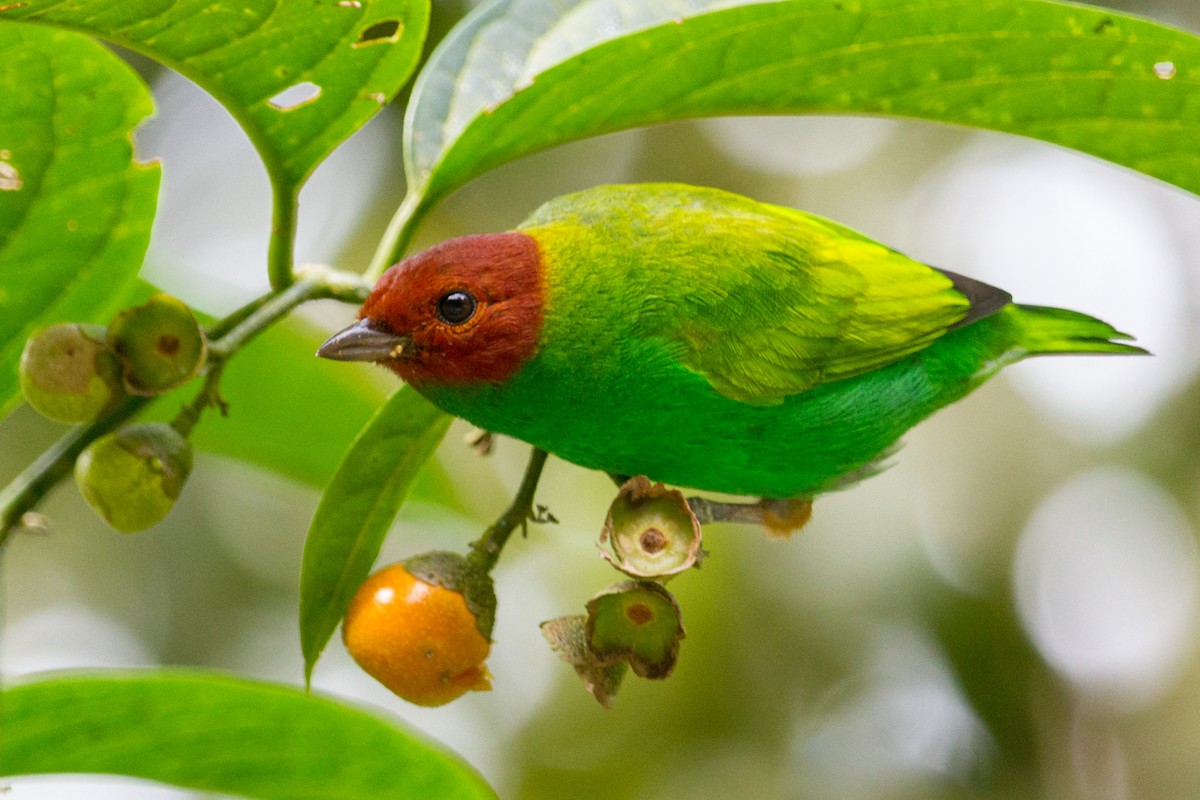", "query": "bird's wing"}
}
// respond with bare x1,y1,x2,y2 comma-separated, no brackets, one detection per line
668,211,983,406
520,183,1008,406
